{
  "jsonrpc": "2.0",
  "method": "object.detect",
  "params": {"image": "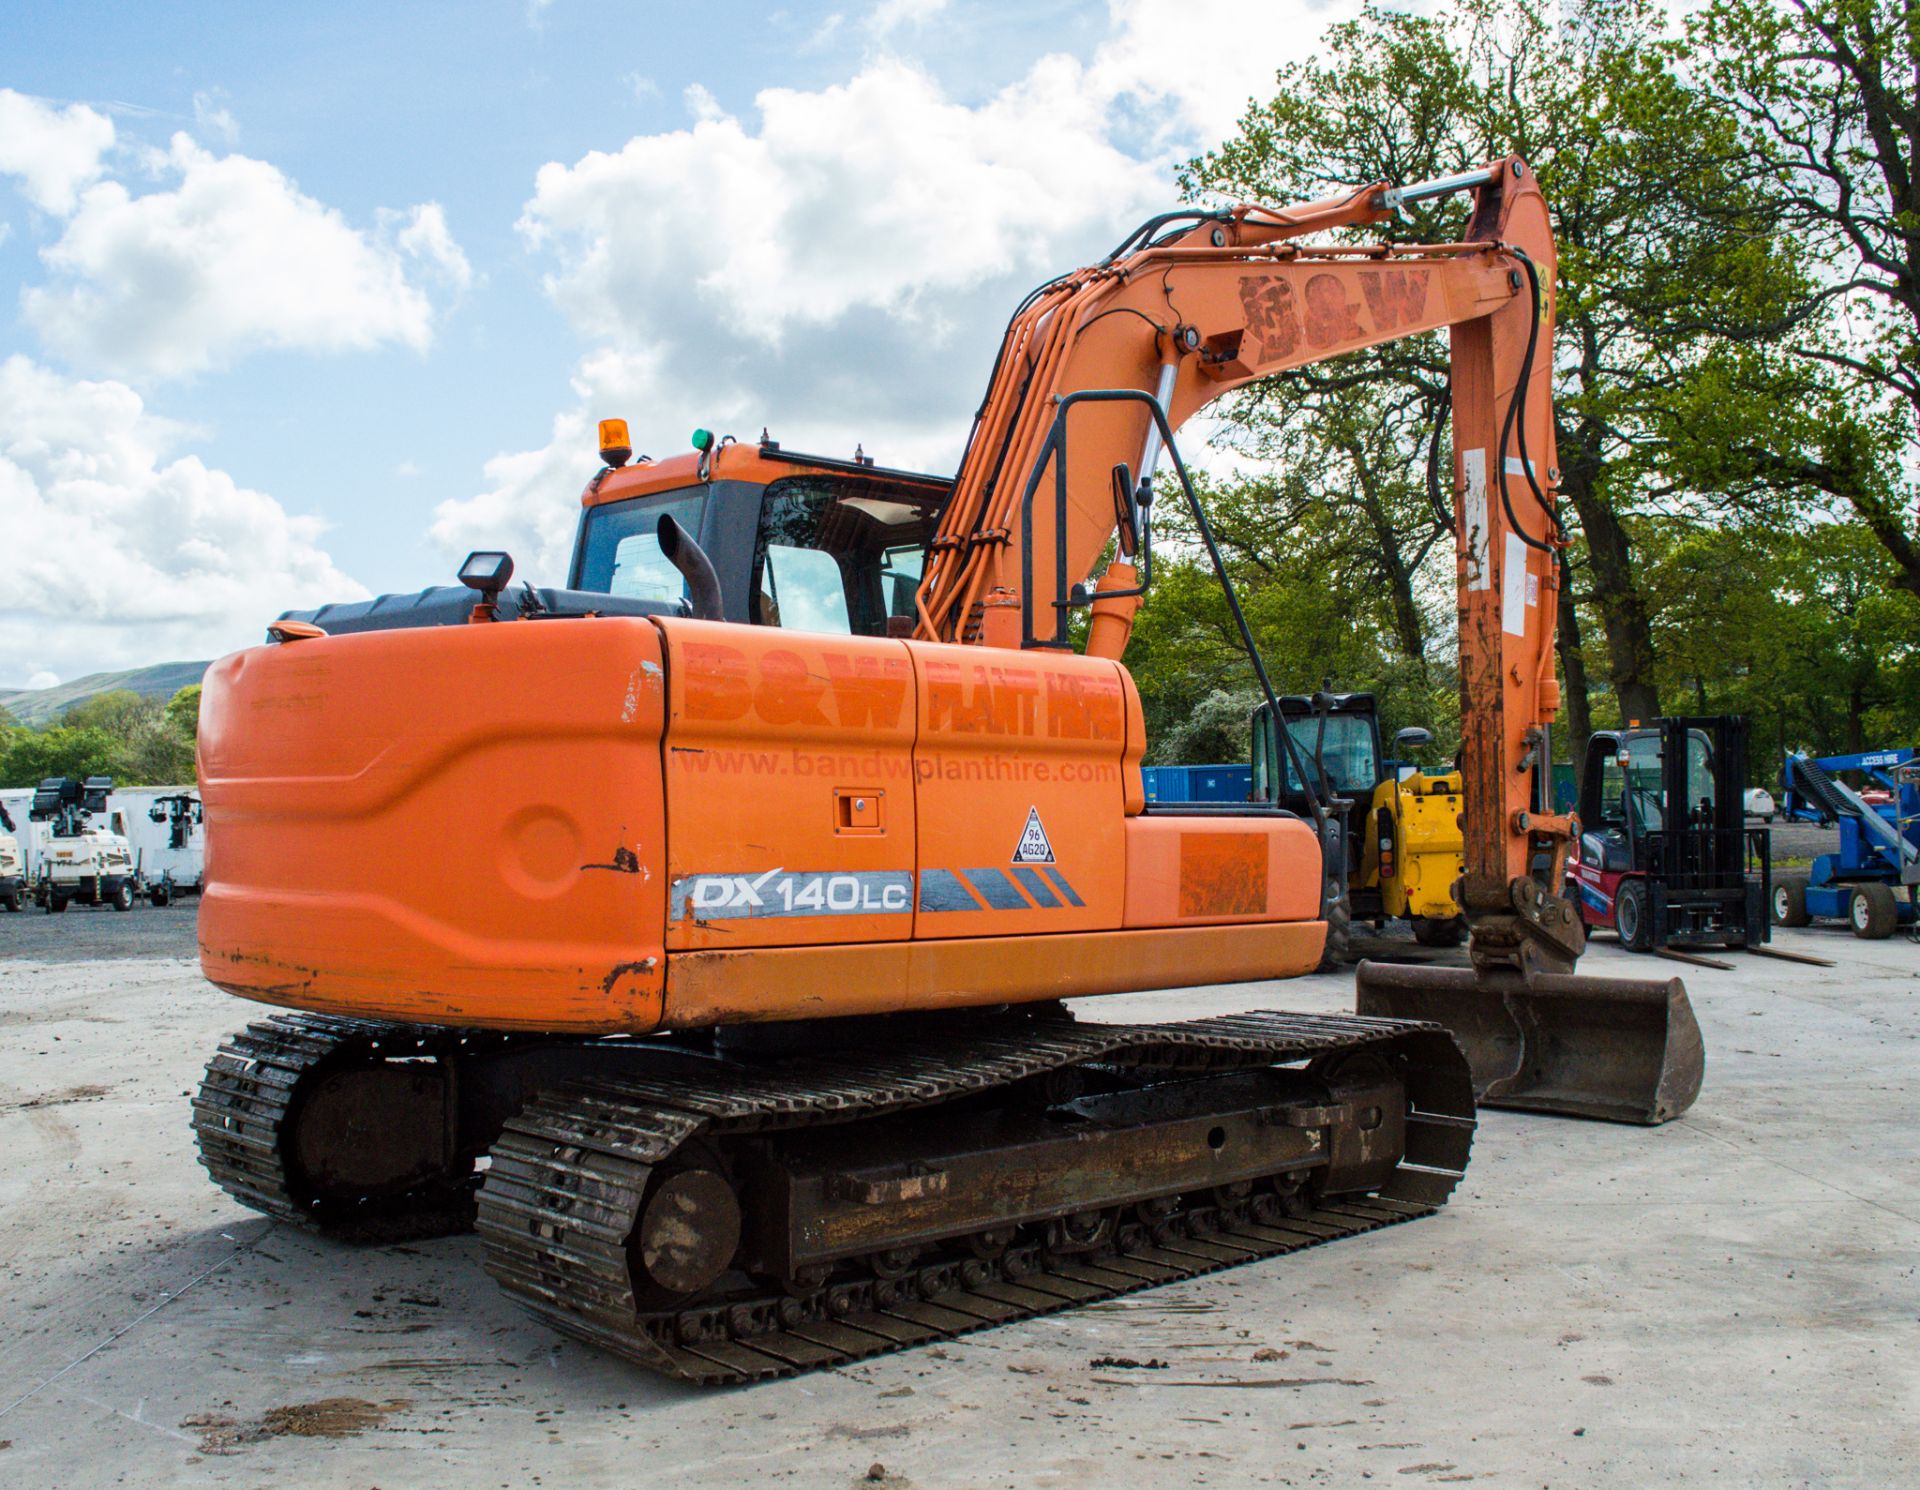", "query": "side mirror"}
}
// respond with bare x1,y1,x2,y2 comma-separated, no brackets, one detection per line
1394,726,1433,753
